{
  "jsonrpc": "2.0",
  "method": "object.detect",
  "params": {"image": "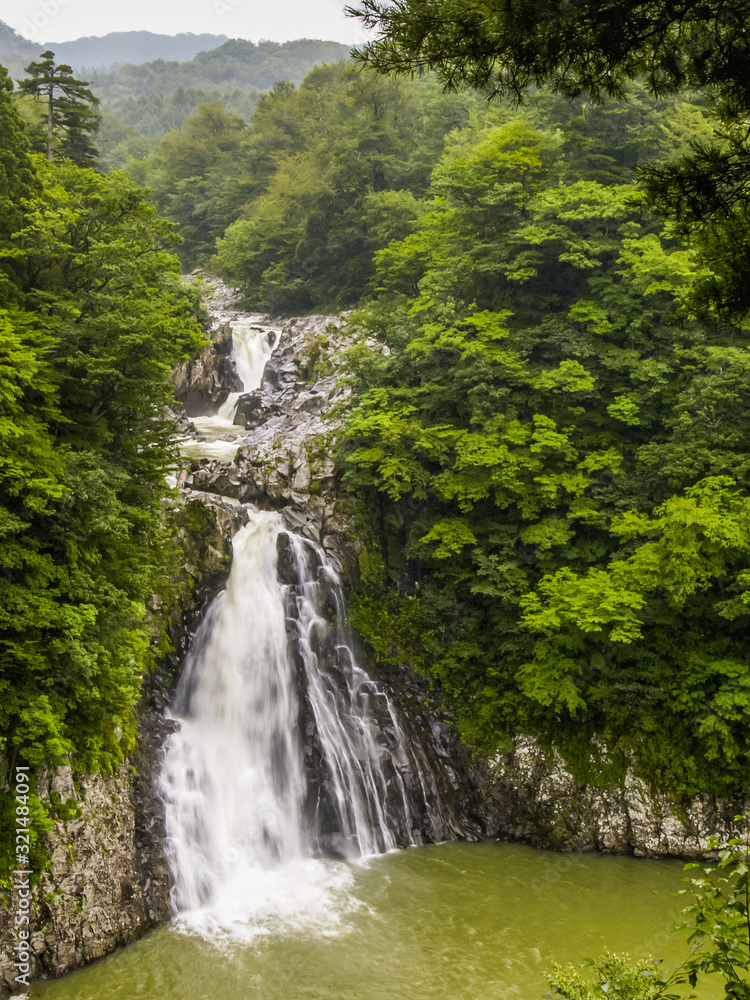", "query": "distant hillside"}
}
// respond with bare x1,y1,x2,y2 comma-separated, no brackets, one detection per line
0,19,35,59
91,38,352,98
1,30,353,141
52,31,230,71
0,23,227,70
91,37,353,139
